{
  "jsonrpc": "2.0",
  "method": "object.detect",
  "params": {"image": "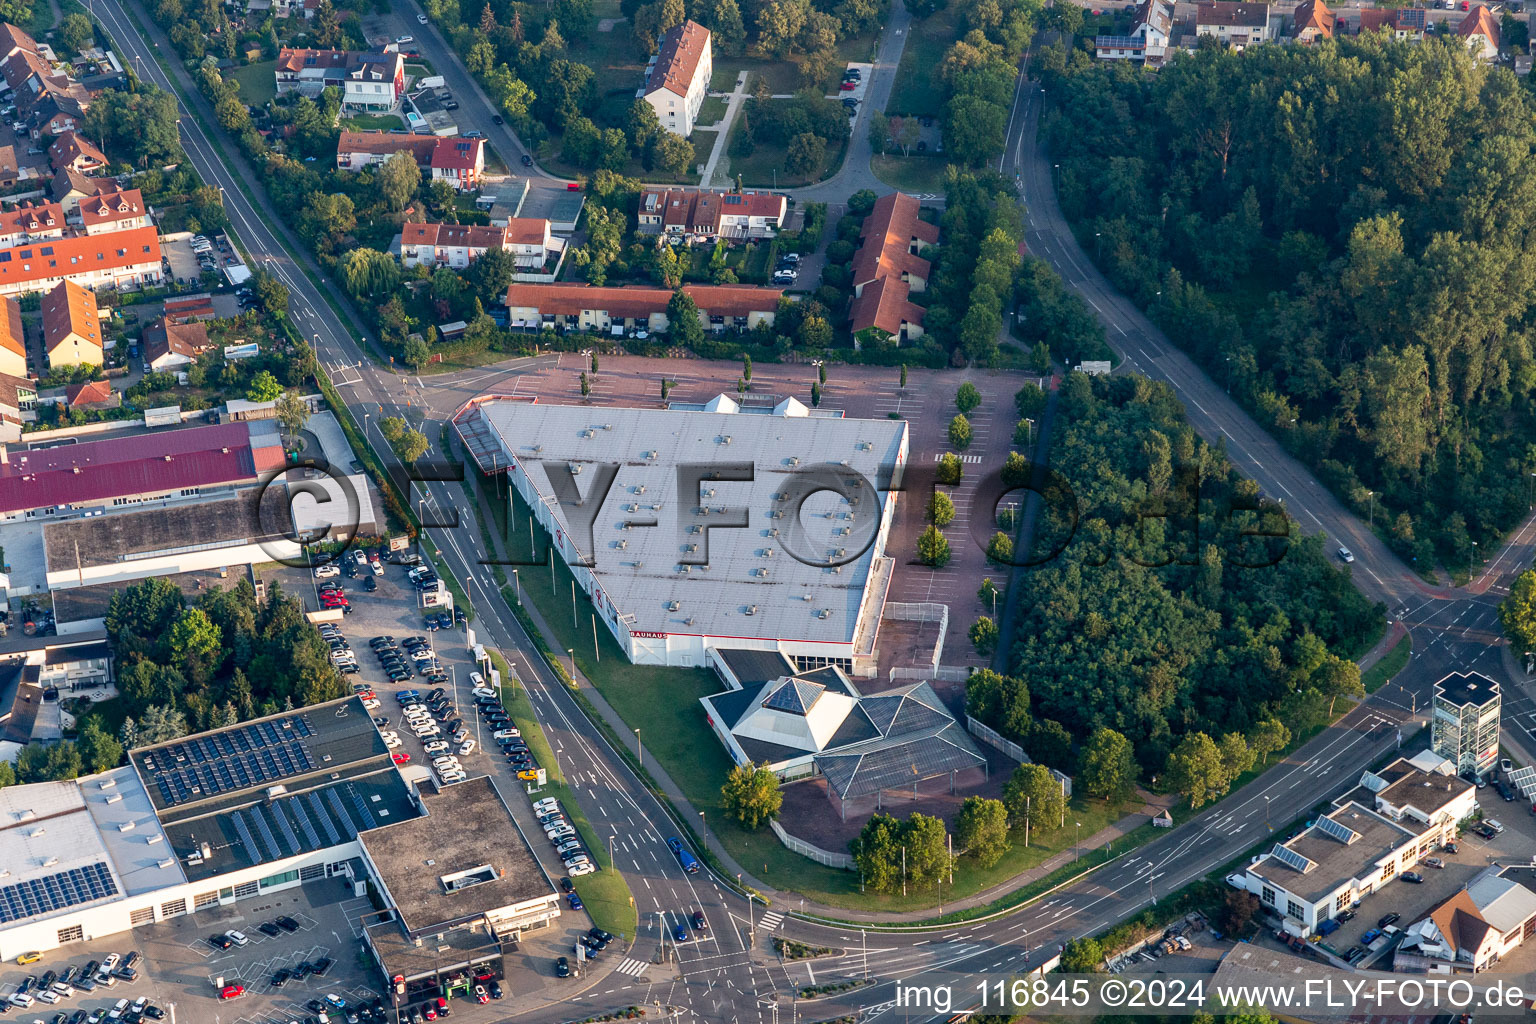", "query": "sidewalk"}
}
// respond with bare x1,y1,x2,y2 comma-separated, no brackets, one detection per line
700,74,749,187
